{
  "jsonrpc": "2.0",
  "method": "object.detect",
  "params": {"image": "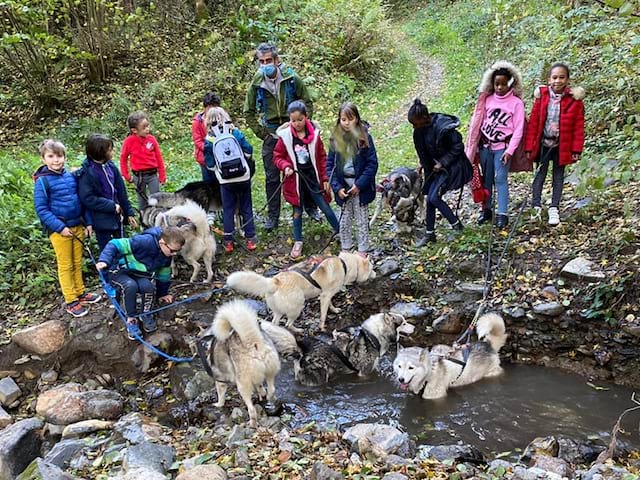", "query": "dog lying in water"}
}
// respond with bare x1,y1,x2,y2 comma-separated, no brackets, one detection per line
370,166,424,233
393,312,507,399
260,312,415,386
